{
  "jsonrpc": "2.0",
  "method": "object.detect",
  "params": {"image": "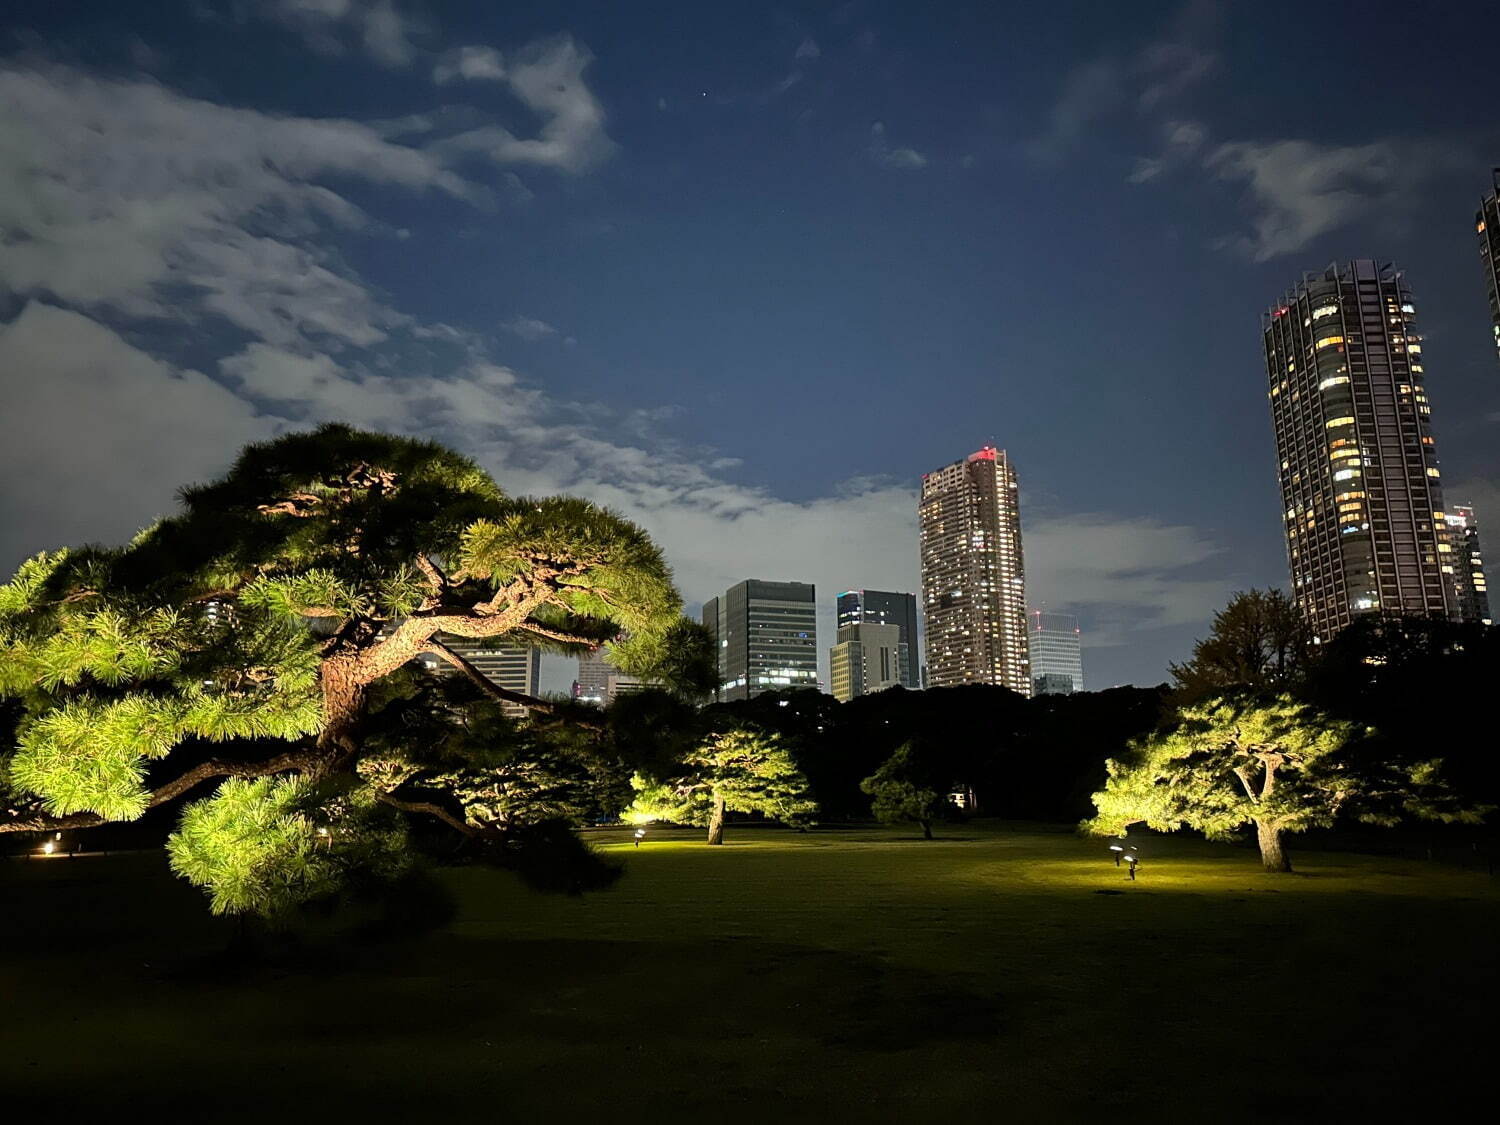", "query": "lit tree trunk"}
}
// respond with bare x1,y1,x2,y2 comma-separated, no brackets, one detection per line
706,793,726,845
316,653,367,768
1256,819,1291,873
